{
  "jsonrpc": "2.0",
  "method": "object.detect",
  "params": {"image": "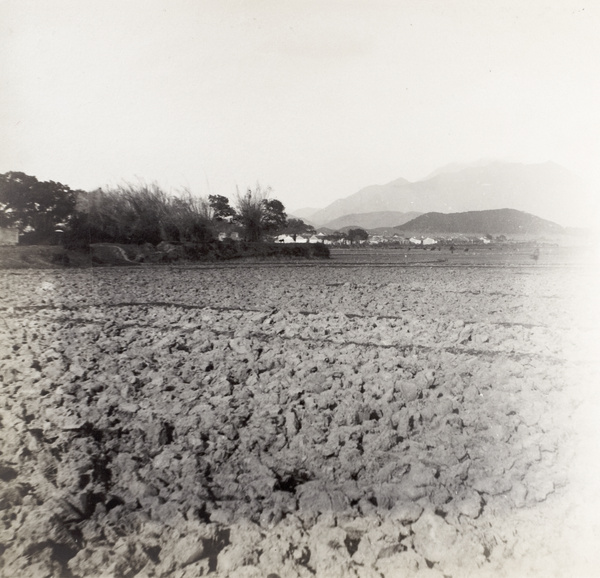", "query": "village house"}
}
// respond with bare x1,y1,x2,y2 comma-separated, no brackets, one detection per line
218,231,240,241
274,234,296,243
275,234,325,244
